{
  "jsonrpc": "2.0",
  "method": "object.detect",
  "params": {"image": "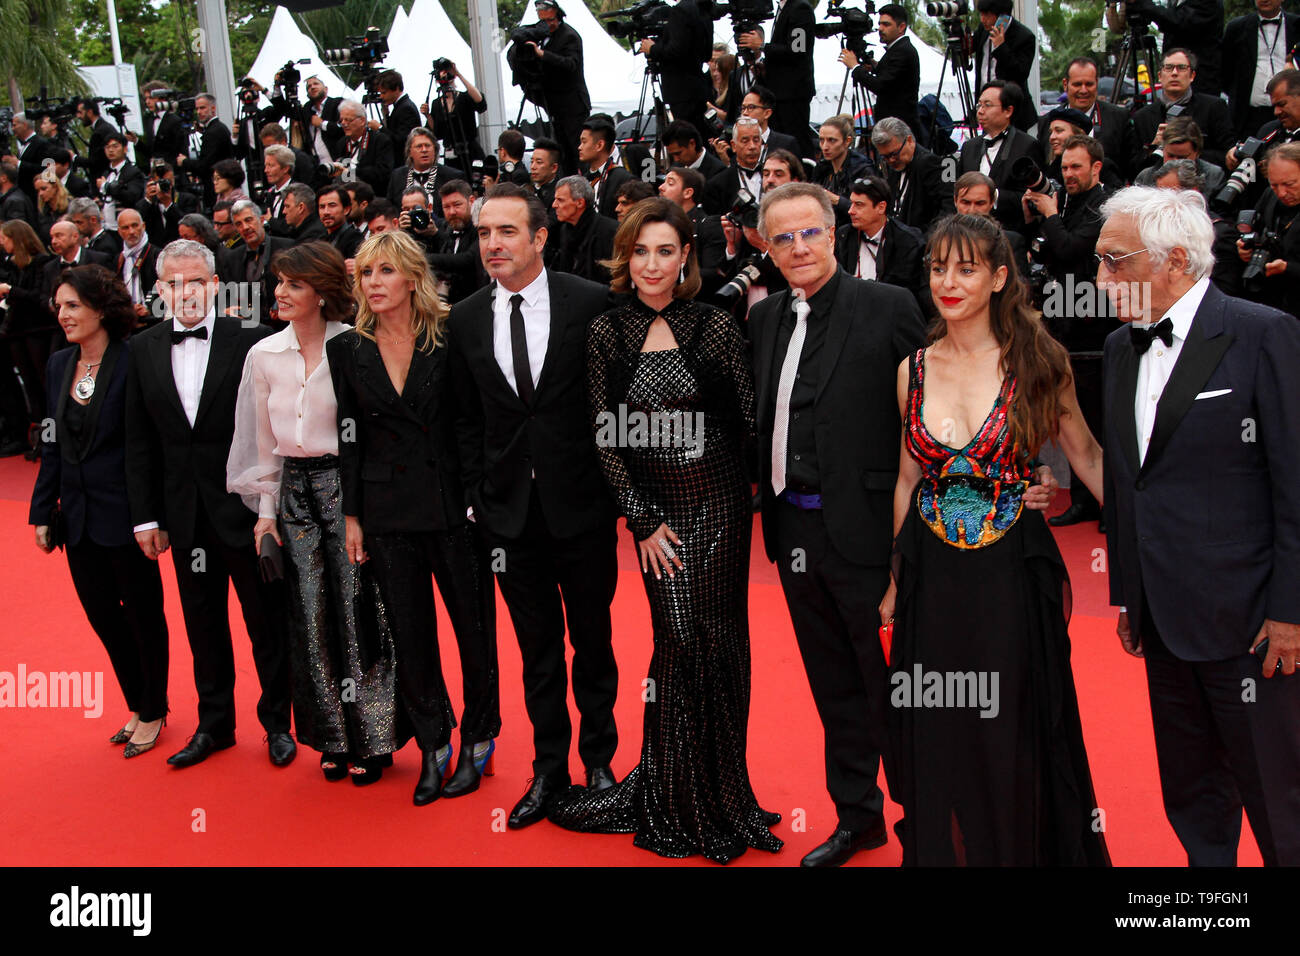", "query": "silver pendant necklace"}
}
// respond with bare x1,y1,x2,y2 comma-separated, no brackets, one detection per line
74,359,102,401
